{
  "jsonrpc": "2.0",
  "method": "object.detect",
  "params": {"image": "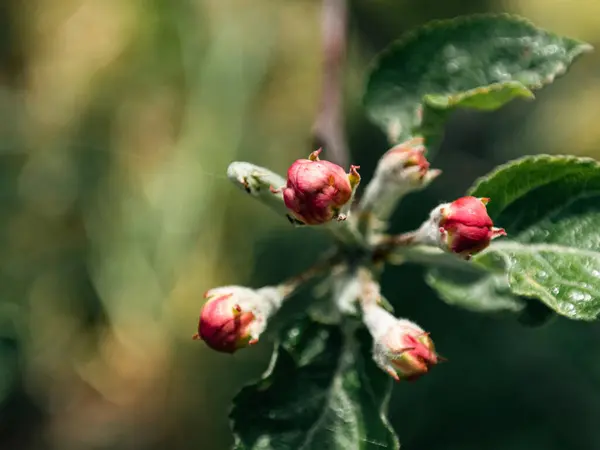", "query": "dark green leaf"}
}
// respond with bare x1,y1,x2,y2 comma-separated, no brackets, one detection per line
364,14,591,147
230,318,398,450
429,155,600,320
